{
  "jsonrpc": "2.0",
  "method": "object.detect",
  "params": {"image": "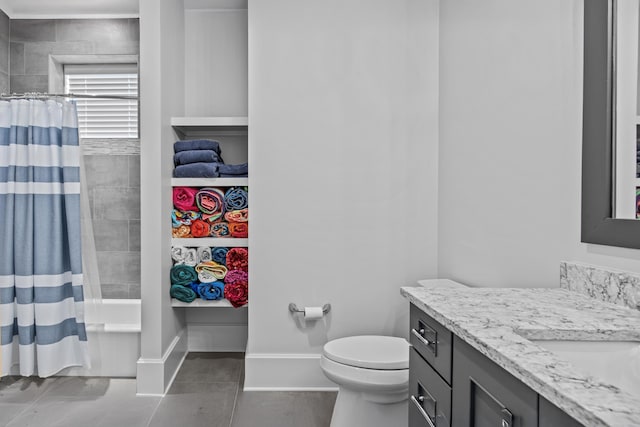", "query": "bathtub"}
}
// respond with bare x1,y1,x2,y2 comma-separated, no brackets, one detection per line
59,299,141,377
